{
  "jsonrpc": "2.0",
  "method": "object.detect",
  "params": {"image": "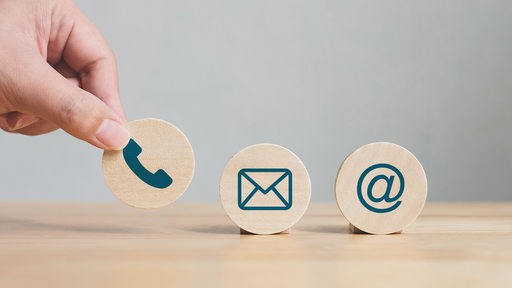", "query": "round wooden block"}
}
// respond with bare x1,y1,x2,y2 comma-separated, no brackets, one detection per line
335,142,427,235
220,144,311,235
102,118,195,209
